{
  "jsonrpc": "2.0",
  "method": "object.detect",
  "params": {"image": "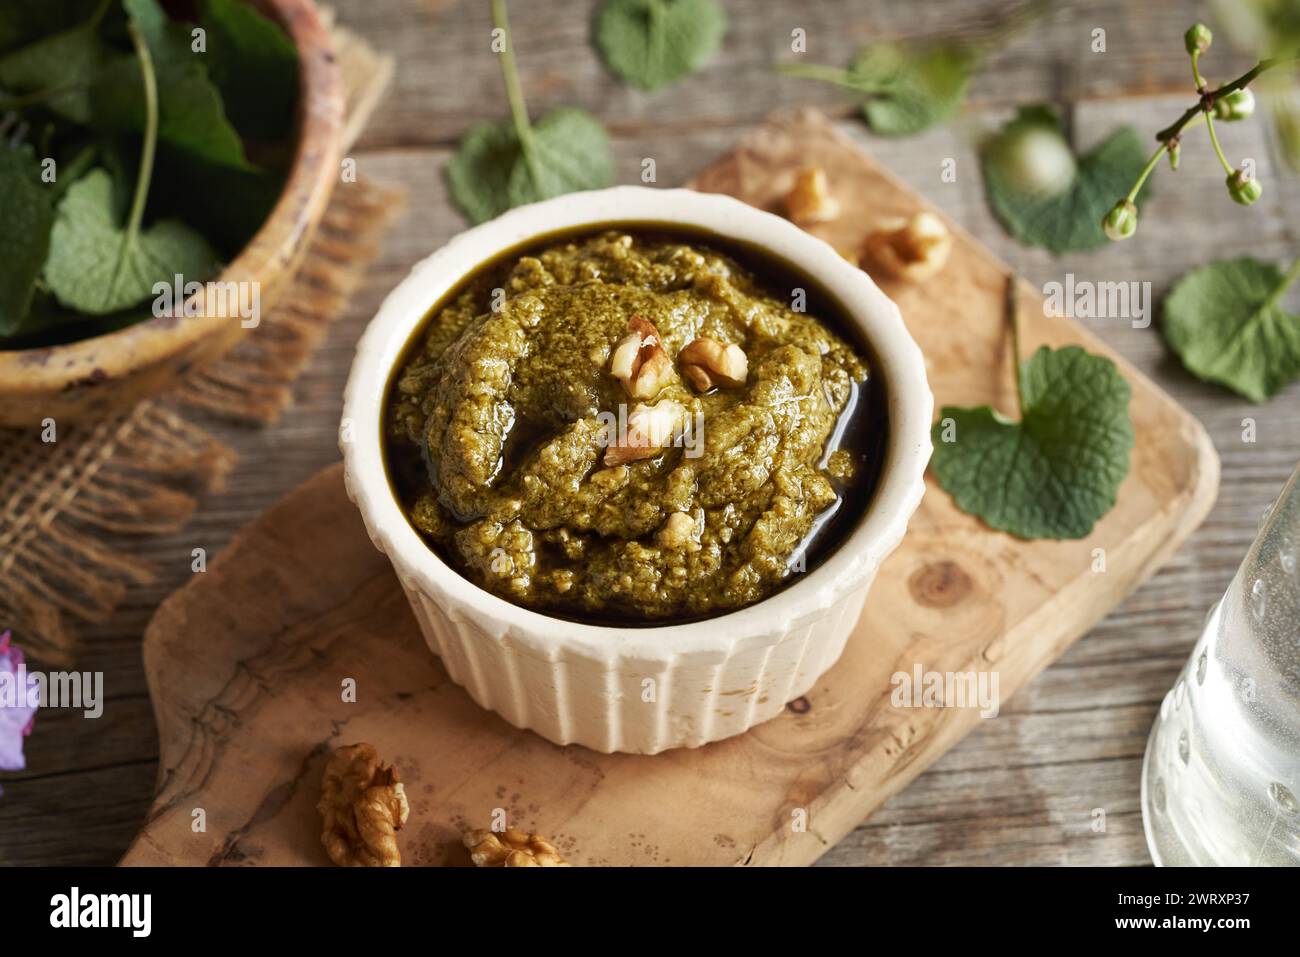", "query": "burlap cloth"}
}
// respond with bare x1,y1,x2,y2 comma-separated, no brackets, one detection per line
0,14,405,666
